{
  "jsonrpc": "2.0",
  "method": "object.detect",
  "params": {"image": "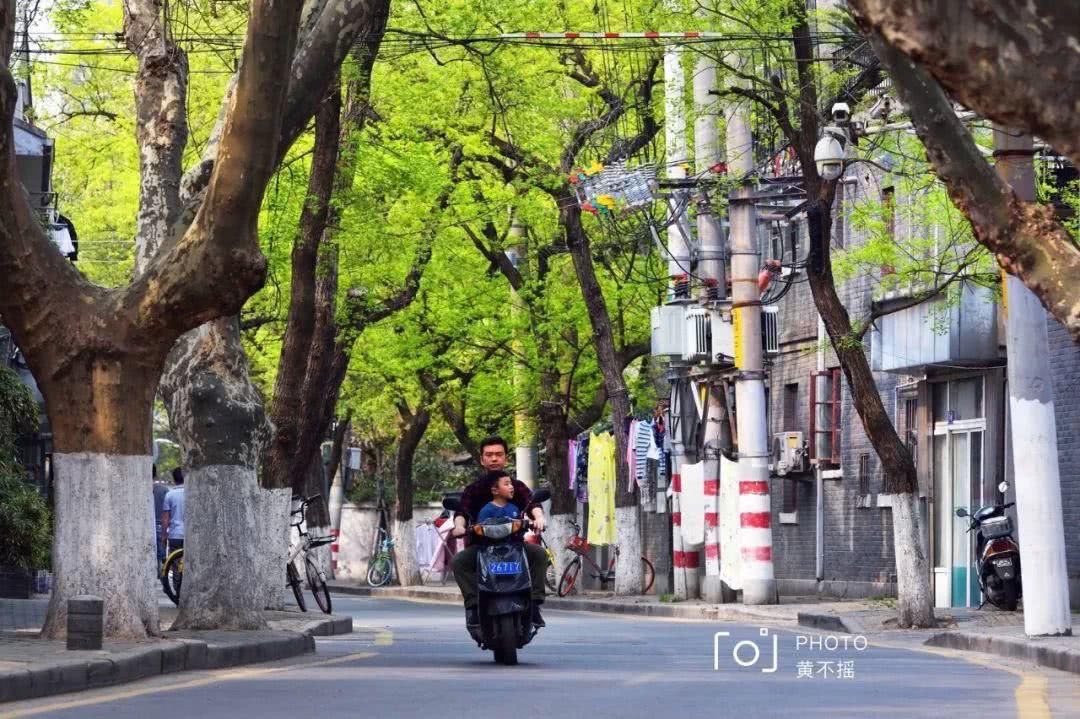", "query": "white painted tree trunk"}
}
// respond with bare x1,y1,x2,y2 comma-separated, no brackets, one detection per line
393,518,420,586
42,454,159,639
256,488,292,610
890,491,934,628
614,506,643,595
172,465,266,629
548,513,577,596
